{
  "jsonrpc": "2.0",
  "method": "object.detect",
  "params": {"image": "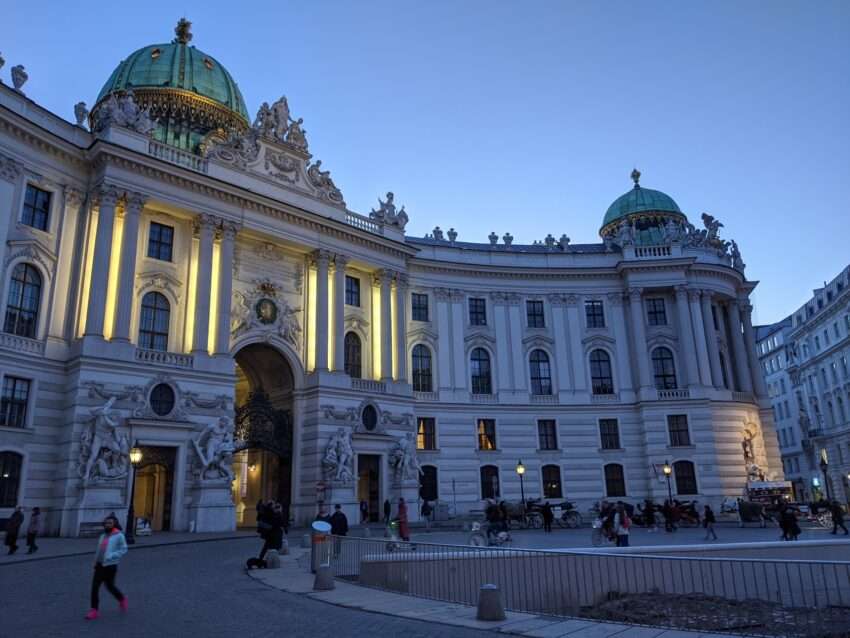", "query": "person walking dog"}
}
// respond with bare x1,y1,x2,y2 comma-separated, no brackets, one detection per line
85,515,128,620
